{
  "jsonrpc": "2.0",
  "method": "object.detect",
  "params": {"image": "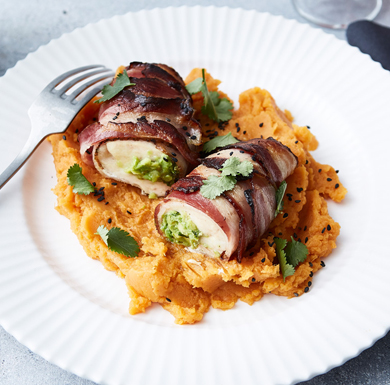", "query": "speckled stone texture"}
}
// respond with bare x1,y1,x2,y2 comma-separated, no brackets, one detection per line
1,1,390,384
